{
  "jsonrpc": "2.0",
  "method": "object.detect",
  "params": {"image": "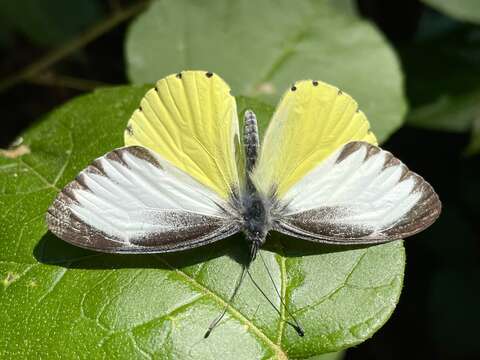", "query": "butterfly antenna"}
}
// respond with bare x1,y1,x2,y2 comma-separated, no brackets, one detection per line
204,263,247,338
246,269,304,337
258,252,304,336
